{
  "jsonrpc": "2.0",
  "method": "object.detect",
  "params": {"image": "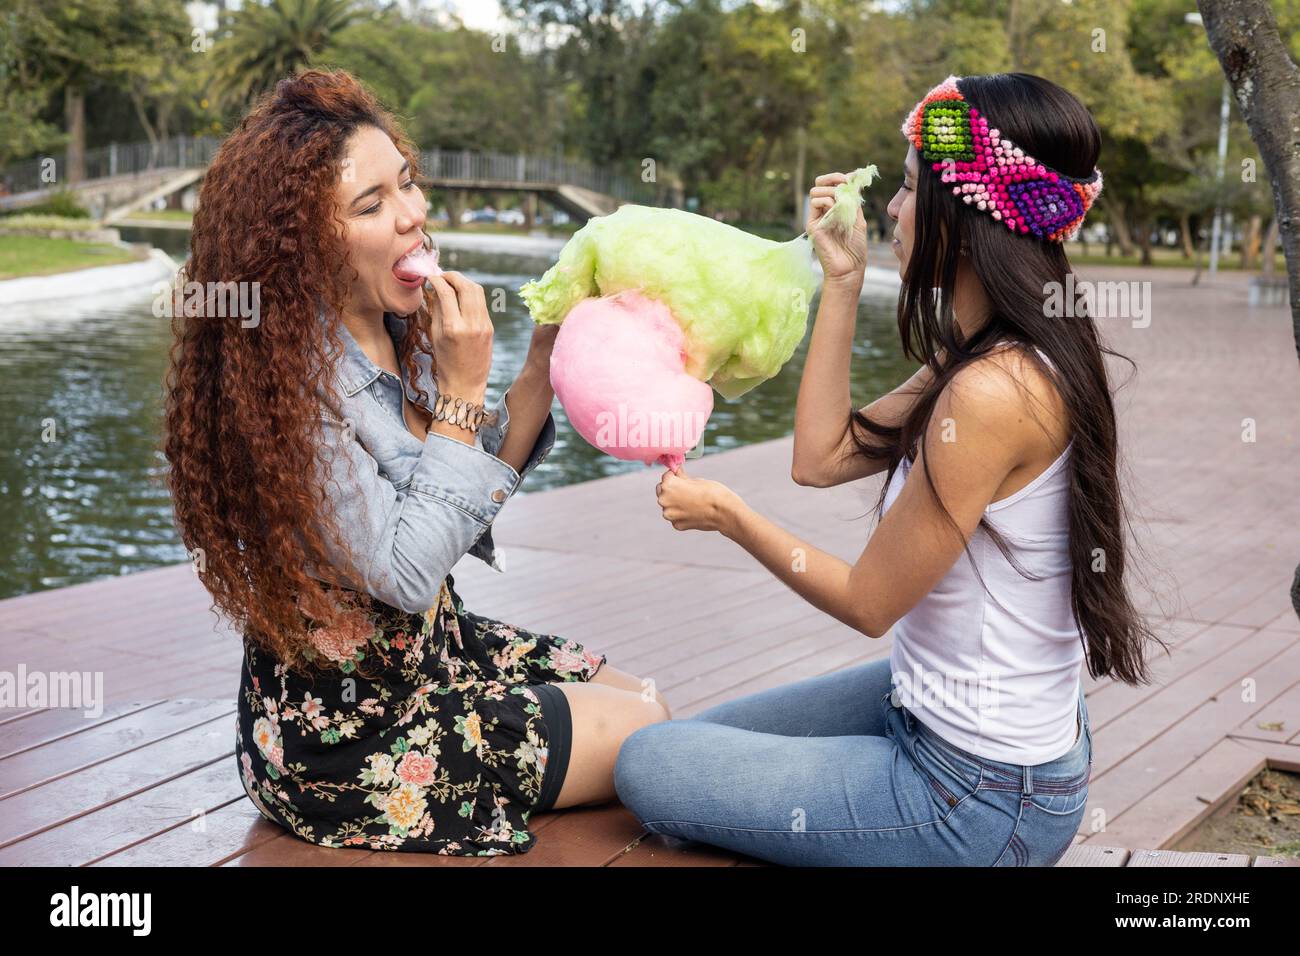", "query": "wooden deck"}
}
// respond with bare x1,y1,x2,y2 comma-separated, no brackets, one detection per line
1,263,1297,866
